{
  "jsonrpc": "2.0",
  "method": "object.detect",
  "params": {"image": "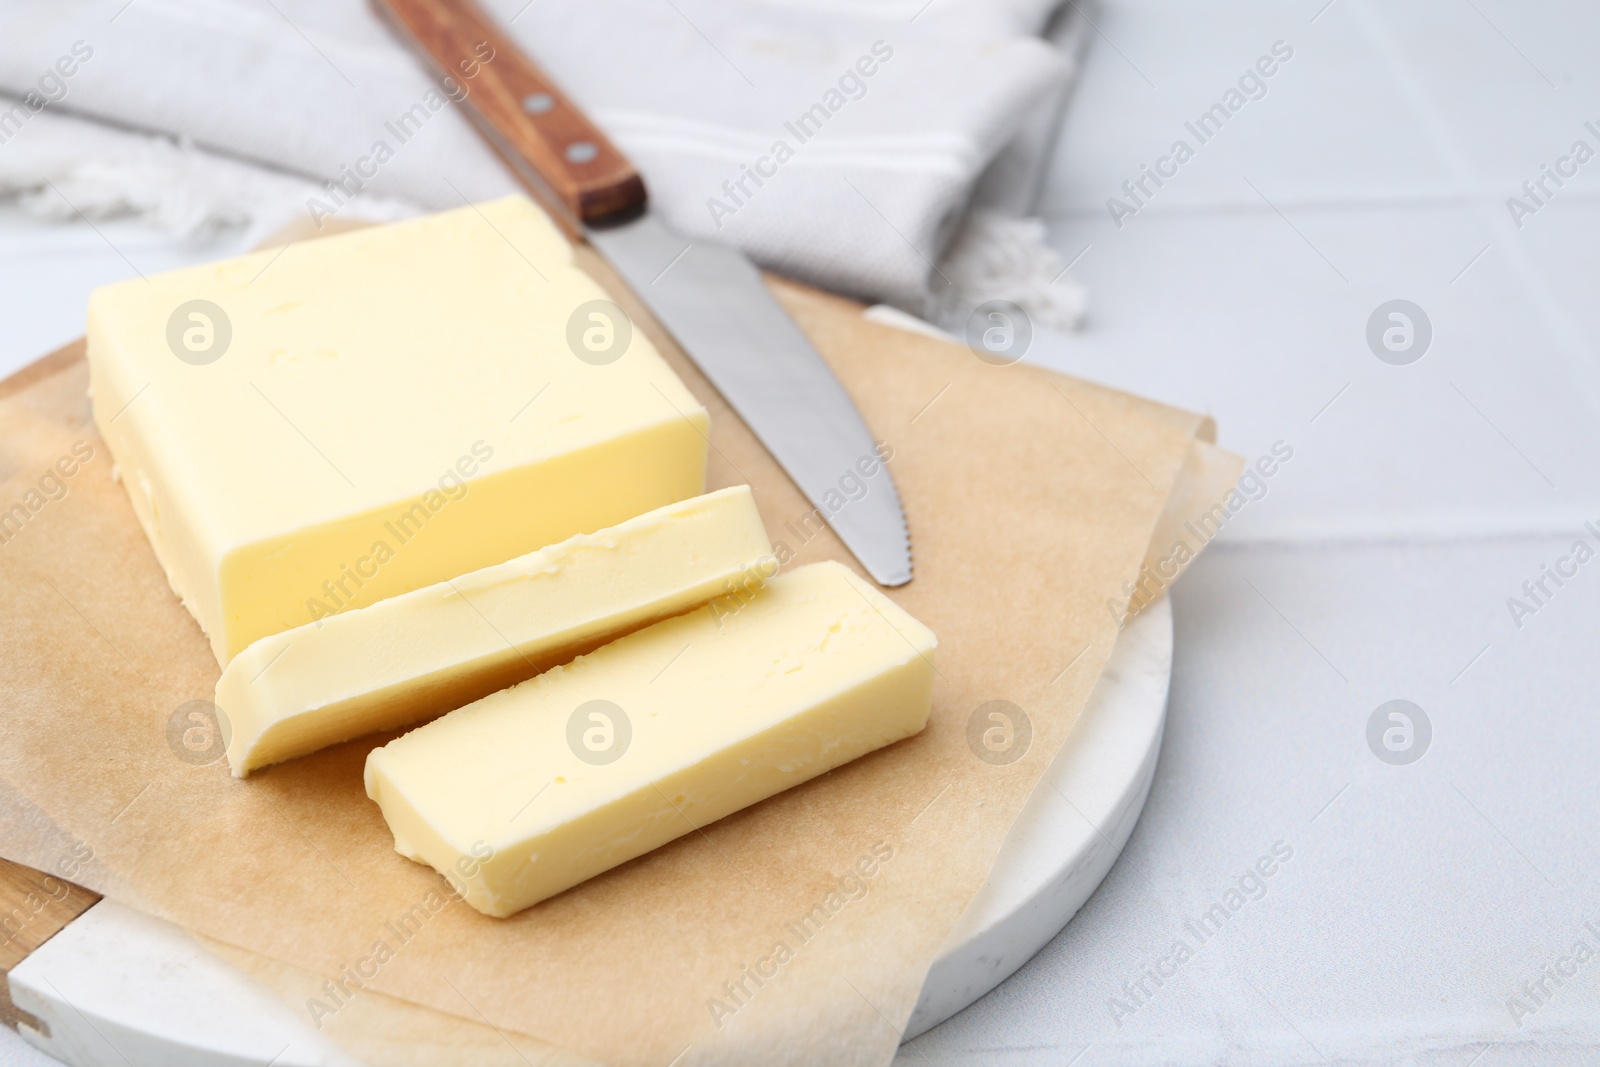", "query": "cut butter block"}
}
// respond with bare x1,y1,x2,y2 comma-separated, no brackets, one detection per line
218,486,773,777
364,560,936,917
87,195,708,665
